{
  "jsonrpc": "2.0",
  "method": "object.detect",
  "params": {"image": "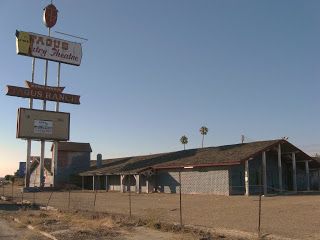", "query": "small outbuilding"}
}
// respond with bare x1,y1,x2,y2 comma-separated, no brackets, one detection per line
51,142,92,187
79,139,320,196
29,142,92,188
